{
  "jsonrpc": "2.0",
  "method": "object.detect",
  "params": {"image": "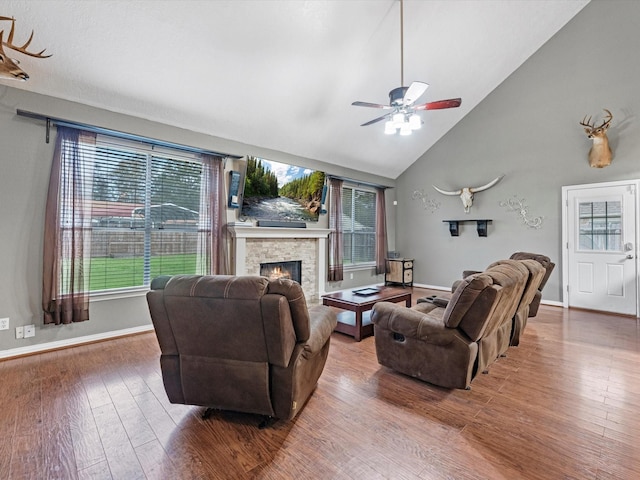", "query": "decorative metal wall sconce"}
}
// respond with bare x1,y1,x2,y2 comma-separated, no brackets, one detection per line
412,190,440,213
499,196,543,229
